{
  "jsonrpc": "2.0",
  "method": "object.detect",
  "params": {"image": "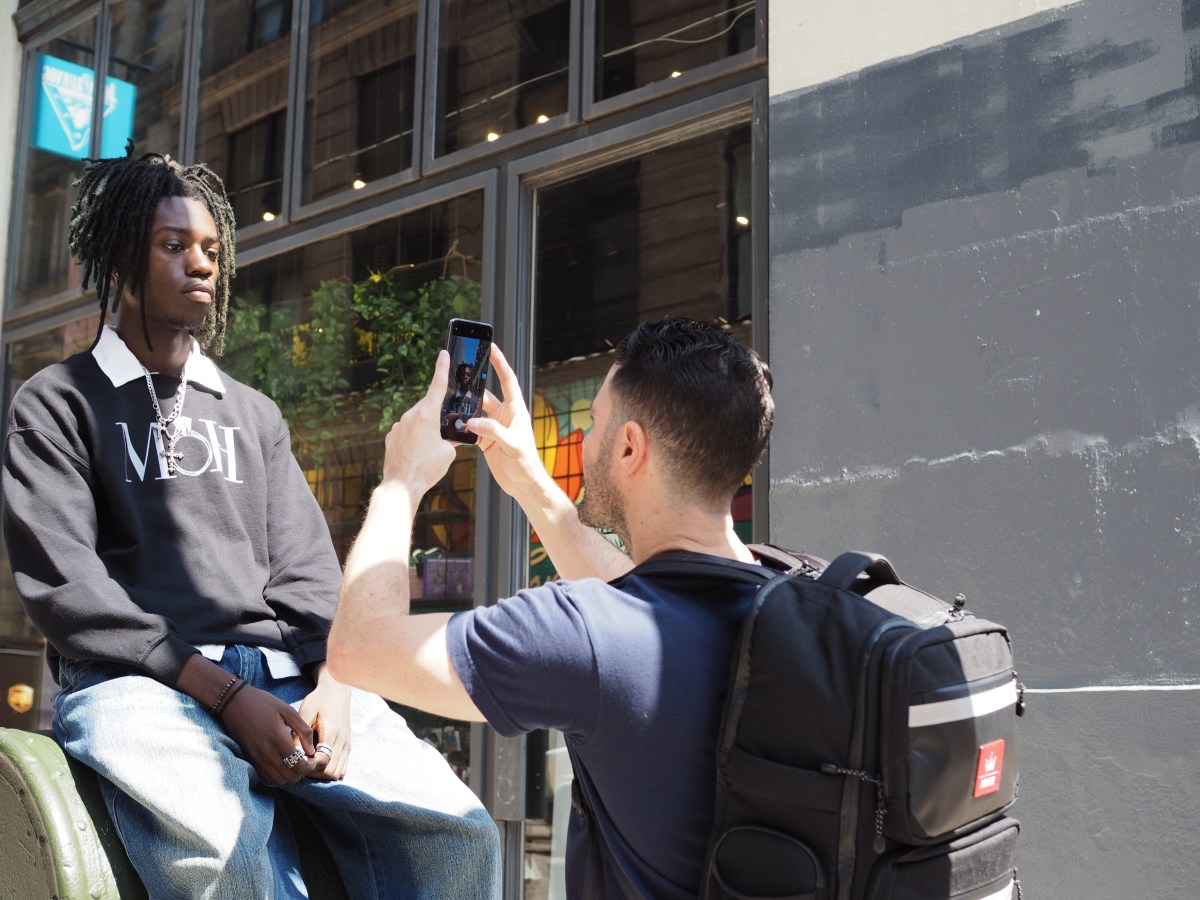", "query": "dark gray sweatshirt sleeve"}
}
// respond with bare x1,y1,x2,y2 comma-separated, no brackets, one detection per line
2,423,198,684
